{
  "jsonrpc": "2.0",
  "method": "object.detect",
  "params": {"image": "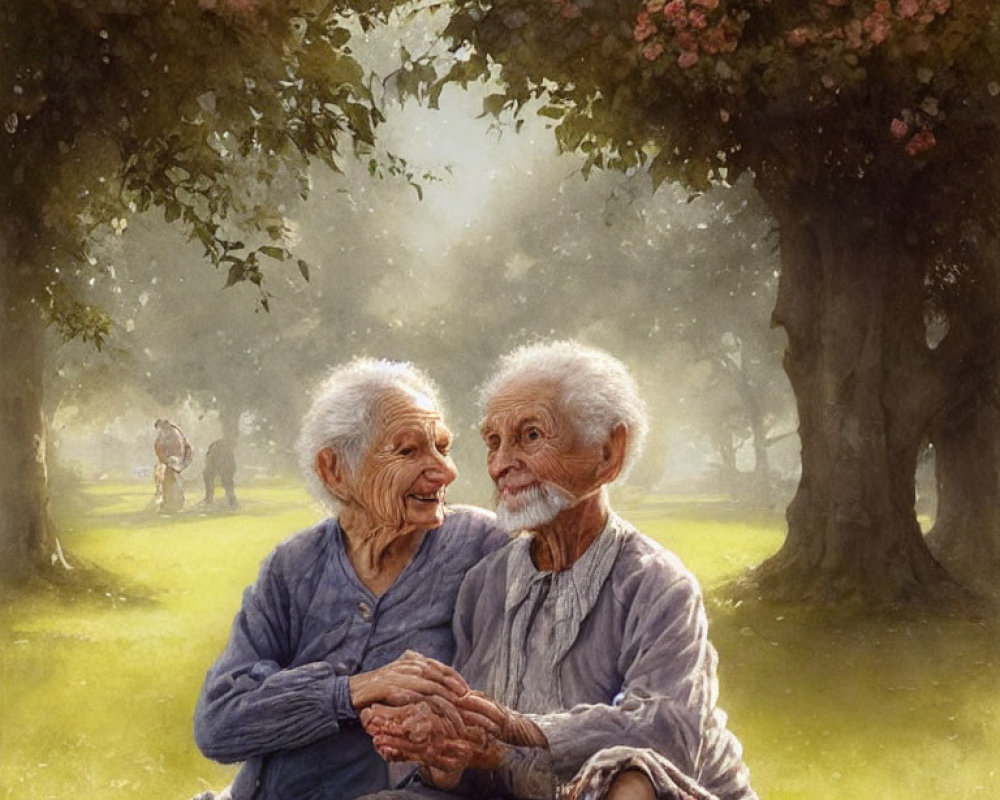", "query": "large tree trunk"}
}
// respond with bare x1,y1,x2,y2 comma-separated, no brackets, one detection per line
0,263,60,586
925,385,1000,588
754,191,952,604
